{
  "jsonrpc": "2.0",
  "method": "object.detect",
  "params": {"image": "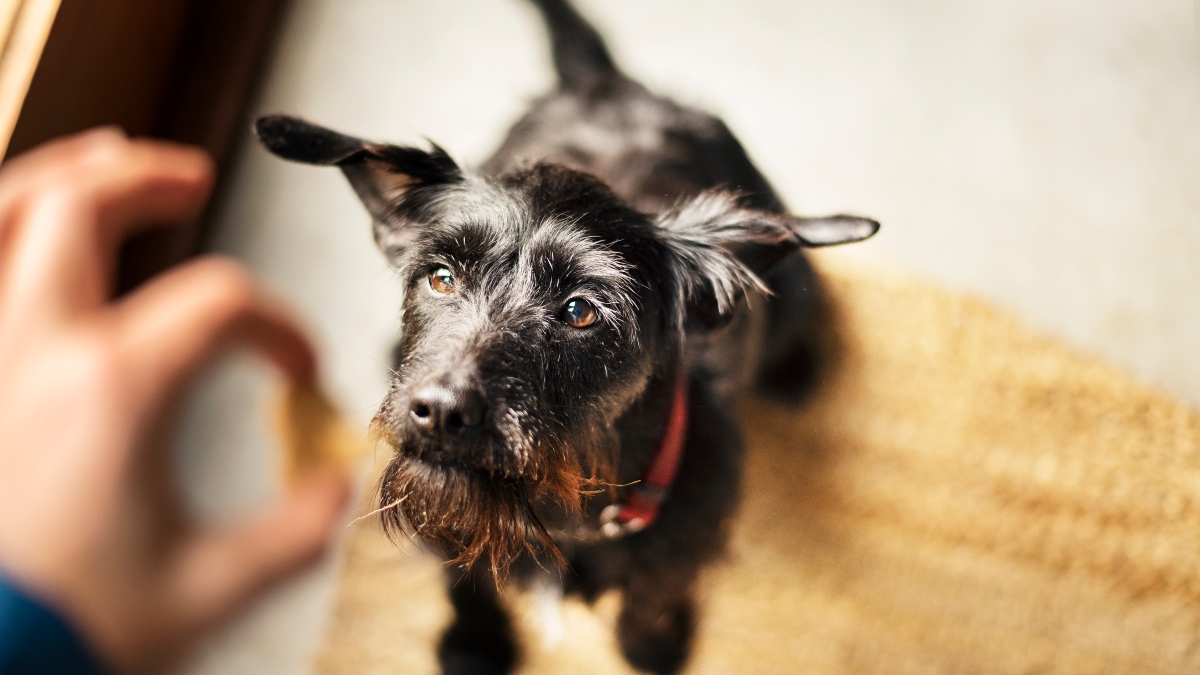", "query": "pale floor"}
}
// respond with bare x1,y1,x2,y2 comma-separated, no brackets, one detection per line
174,1,1200,673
